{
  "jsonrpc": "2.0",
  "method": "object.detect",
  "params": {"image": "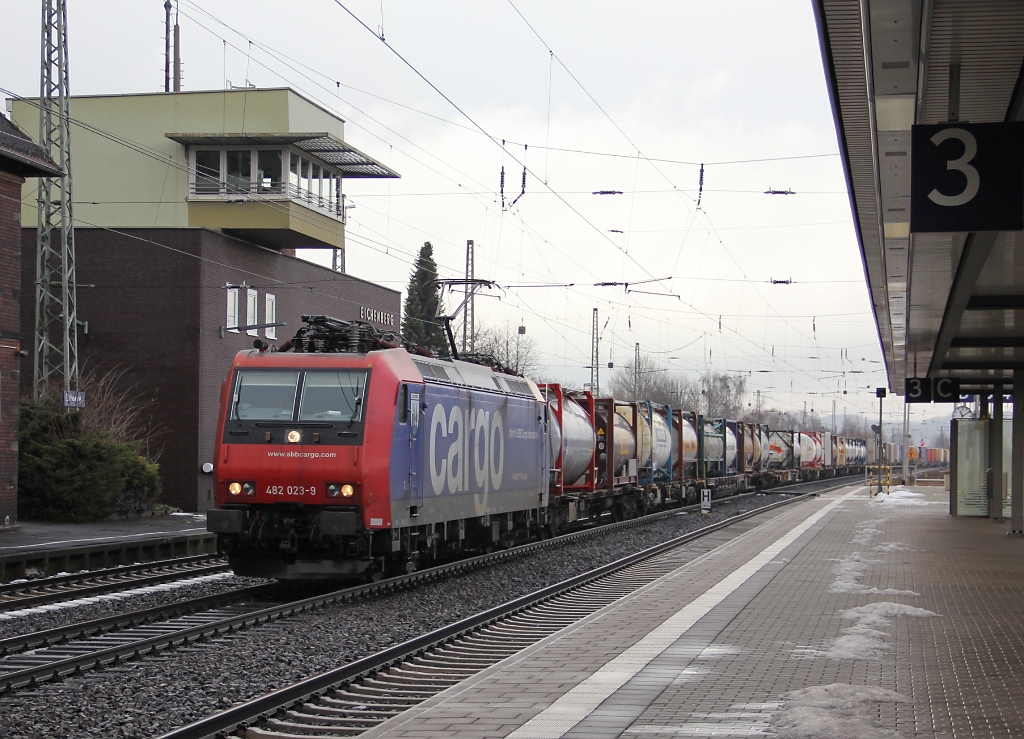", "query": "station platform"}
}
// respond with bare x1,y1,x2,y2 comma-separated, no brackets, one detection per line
0,512,215,580
362,483,1024,738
